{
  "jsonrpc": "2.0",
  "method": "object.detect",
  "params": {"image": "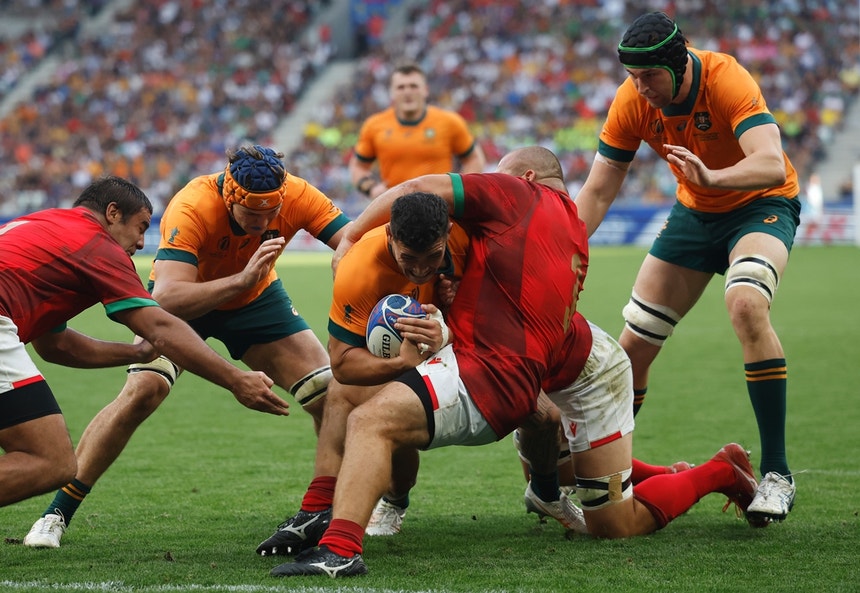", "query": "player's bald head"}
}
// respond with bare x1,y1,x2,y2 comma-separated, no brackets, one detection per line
497,146,565,185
